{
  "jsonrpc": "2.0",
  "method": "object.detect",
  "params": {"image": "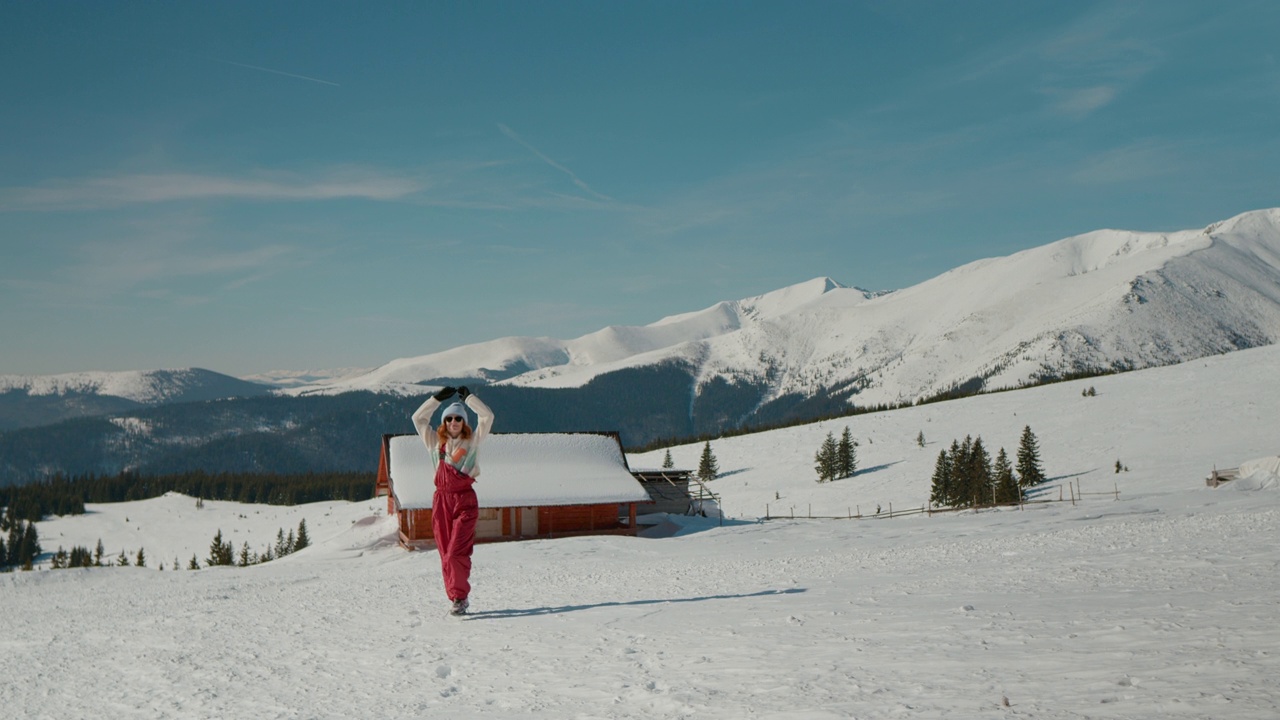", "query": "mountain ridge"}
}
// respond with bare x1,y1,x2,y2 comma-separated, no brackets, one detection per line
295,207,1279,410
2,208,1278,481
